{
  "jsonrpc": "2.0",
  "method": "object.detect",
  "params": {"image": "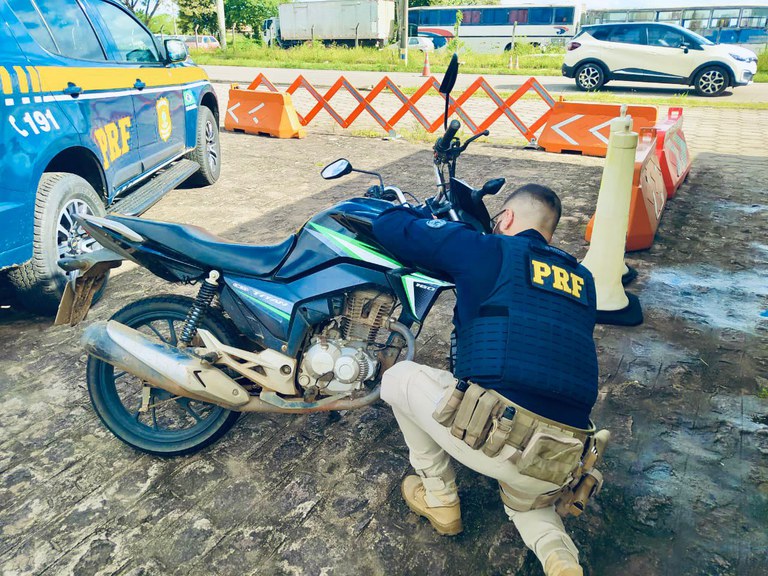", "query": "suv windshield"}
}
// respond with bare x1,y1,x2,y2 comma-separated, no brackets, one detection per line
685,28,714,45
